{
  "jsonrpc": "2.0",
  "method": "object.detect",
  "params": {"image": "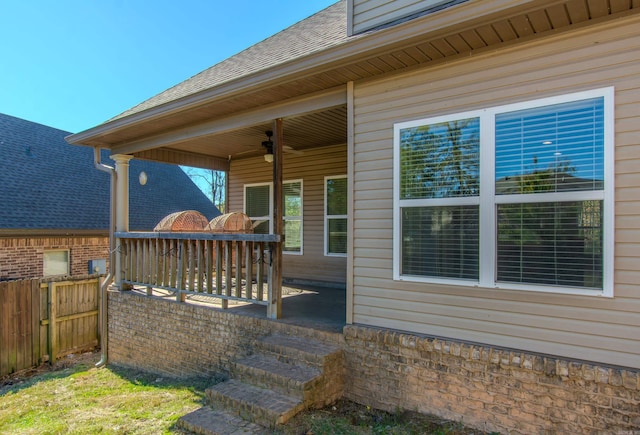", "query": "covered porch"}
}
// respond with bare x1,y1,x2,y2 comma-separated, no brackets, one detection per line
86,86,351,322
116,228,346,328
